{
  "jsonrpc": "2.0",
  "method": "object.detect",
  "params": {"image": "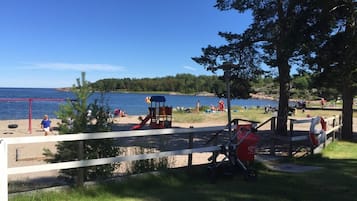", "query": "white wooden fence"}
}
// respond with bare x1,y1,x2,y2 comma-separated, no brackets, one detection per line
289,116,342,141
267,115,342,157
0,116,344,200
0,126,224,201
282,115,342,156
